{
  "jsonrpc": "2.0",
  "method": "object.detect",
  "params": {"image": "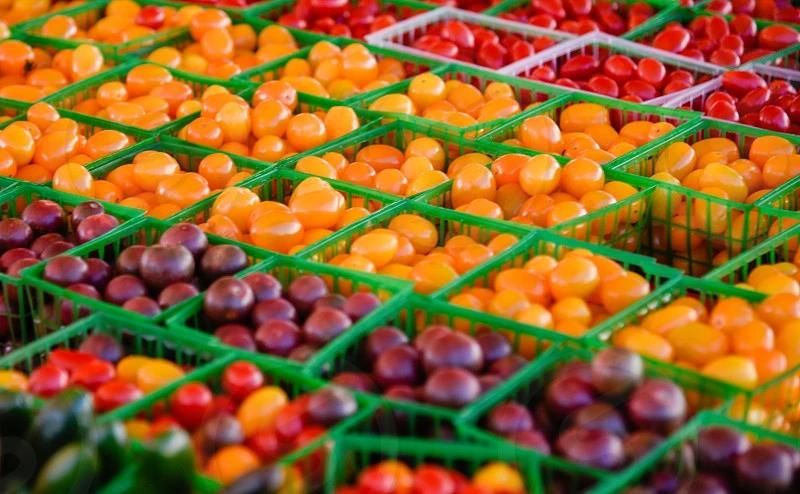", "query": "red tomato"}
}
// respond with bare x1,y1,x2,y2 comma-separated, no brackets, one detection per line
737,87,772,114
247,428,283,461
560,54,599,80
476,42,507,69
95,379,143,412
721,71,767,96
652,27,691,53
71,360,115,391
439,20,474,49
529,65,556,82
637,58,666,87
759,105,791,131
758,24,800,50
587,75,620,98
708,100,740,121
29,363,69,397
135,6,165,29
170,382,213,430
222,361,264,401
48,349,96,372
710,48,741,66
603,54,637,83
